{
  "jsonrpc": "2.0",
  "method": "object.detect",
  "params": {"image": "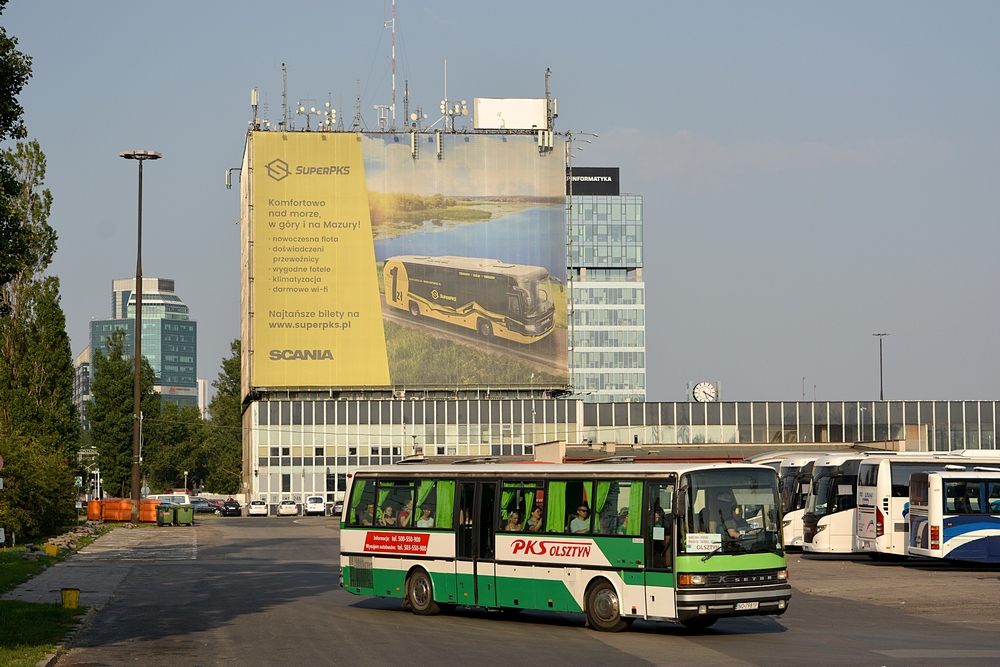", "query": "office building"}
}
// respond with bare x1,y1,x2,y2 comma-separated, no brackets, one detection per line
72,347,91,431
89,277,198,408
568,167,646,402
